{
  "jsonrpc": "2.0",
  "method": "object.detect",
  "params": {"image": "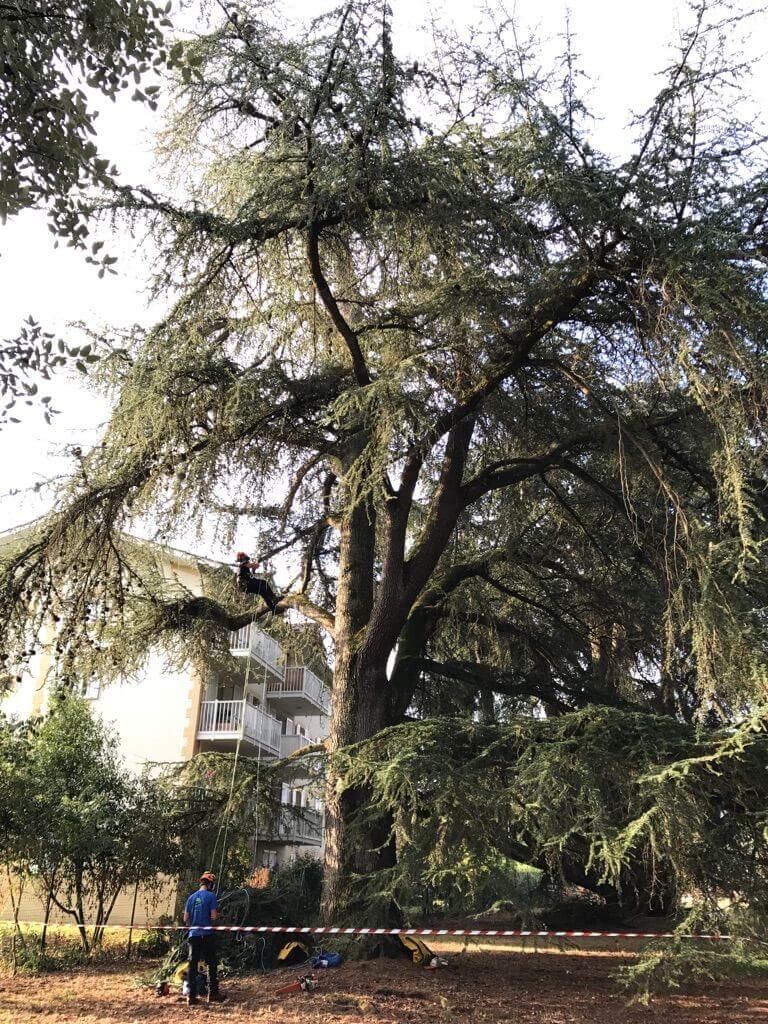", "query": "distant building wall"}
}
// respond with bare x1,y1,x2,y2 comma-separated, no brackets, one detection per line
91,652,199,772
0,876,178,928
2,671,39,721
274,845,323,869
0,543,329,915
